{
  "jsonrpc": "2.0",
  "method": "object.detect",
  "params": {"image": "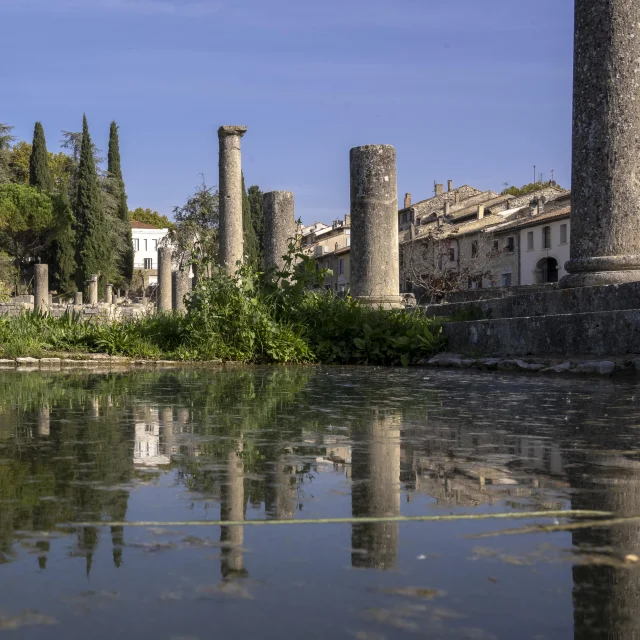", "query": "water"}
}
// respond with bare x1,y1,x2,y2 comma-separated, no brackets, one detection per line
0,366,639,639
